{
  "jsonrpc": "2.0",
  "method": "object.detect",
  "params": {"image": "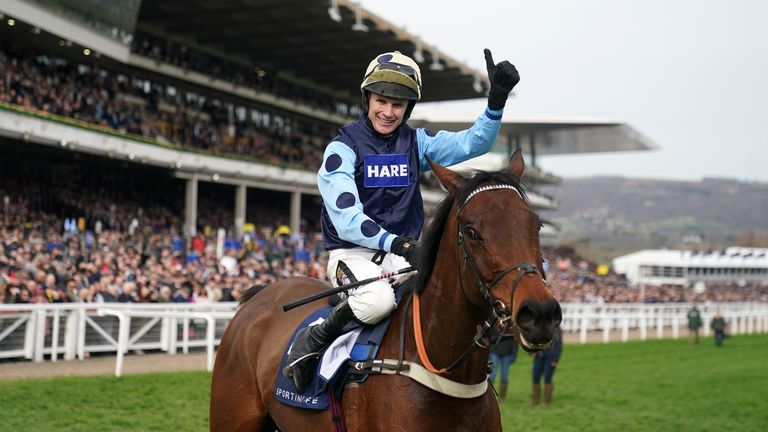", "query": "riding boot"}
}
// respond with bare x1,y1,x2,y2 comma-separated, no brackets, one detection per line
544,383,554,405
498,382,508,401
532,383,541,405
283,300,356,394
